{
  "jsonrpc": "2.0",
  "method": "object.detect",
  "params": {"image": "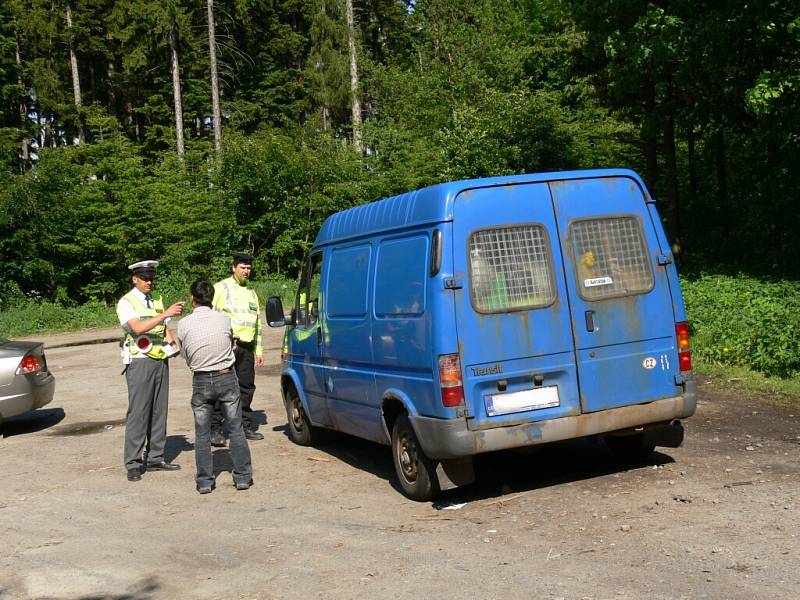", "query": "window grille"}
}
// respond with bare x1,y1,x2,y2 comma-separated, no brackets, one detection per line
469,225,555,312
570,217,653,300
